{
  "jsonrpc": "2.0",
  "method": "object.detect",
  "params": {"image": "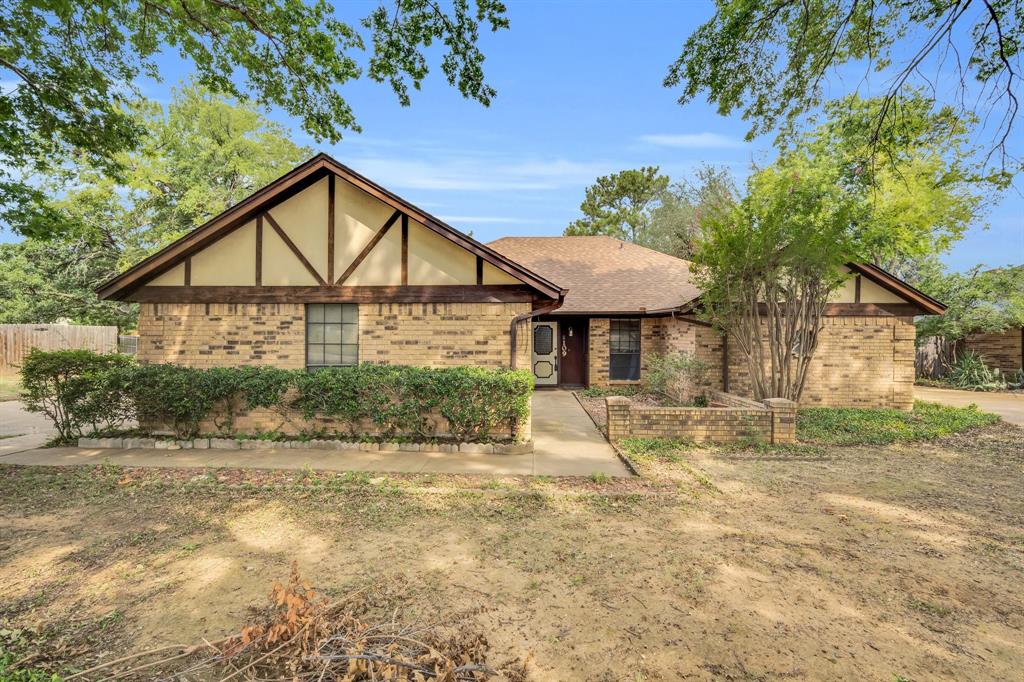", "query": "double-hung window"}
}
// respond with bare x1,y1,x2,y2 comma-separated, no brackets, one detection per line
609,319,641,381
306,304,358,369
